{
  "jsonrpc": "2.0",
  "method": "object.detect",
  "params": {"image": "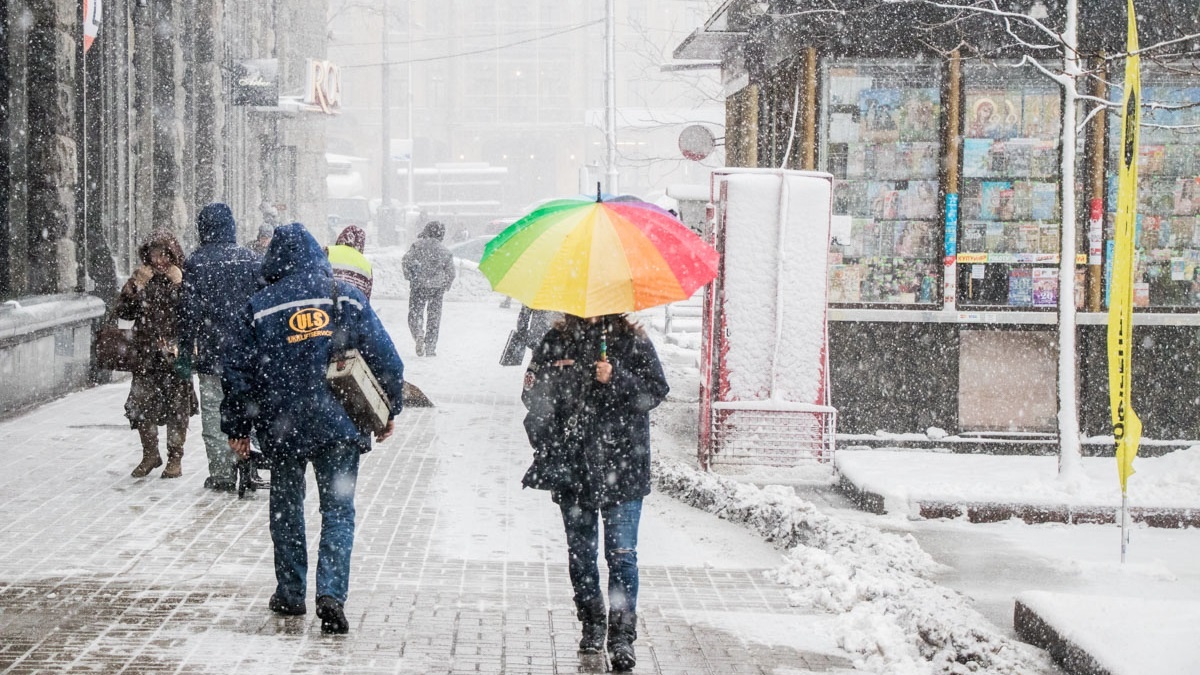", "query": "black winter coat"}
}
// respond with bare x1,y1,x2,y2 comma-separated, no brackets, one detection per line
521,321,669,508
180,203,263,375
